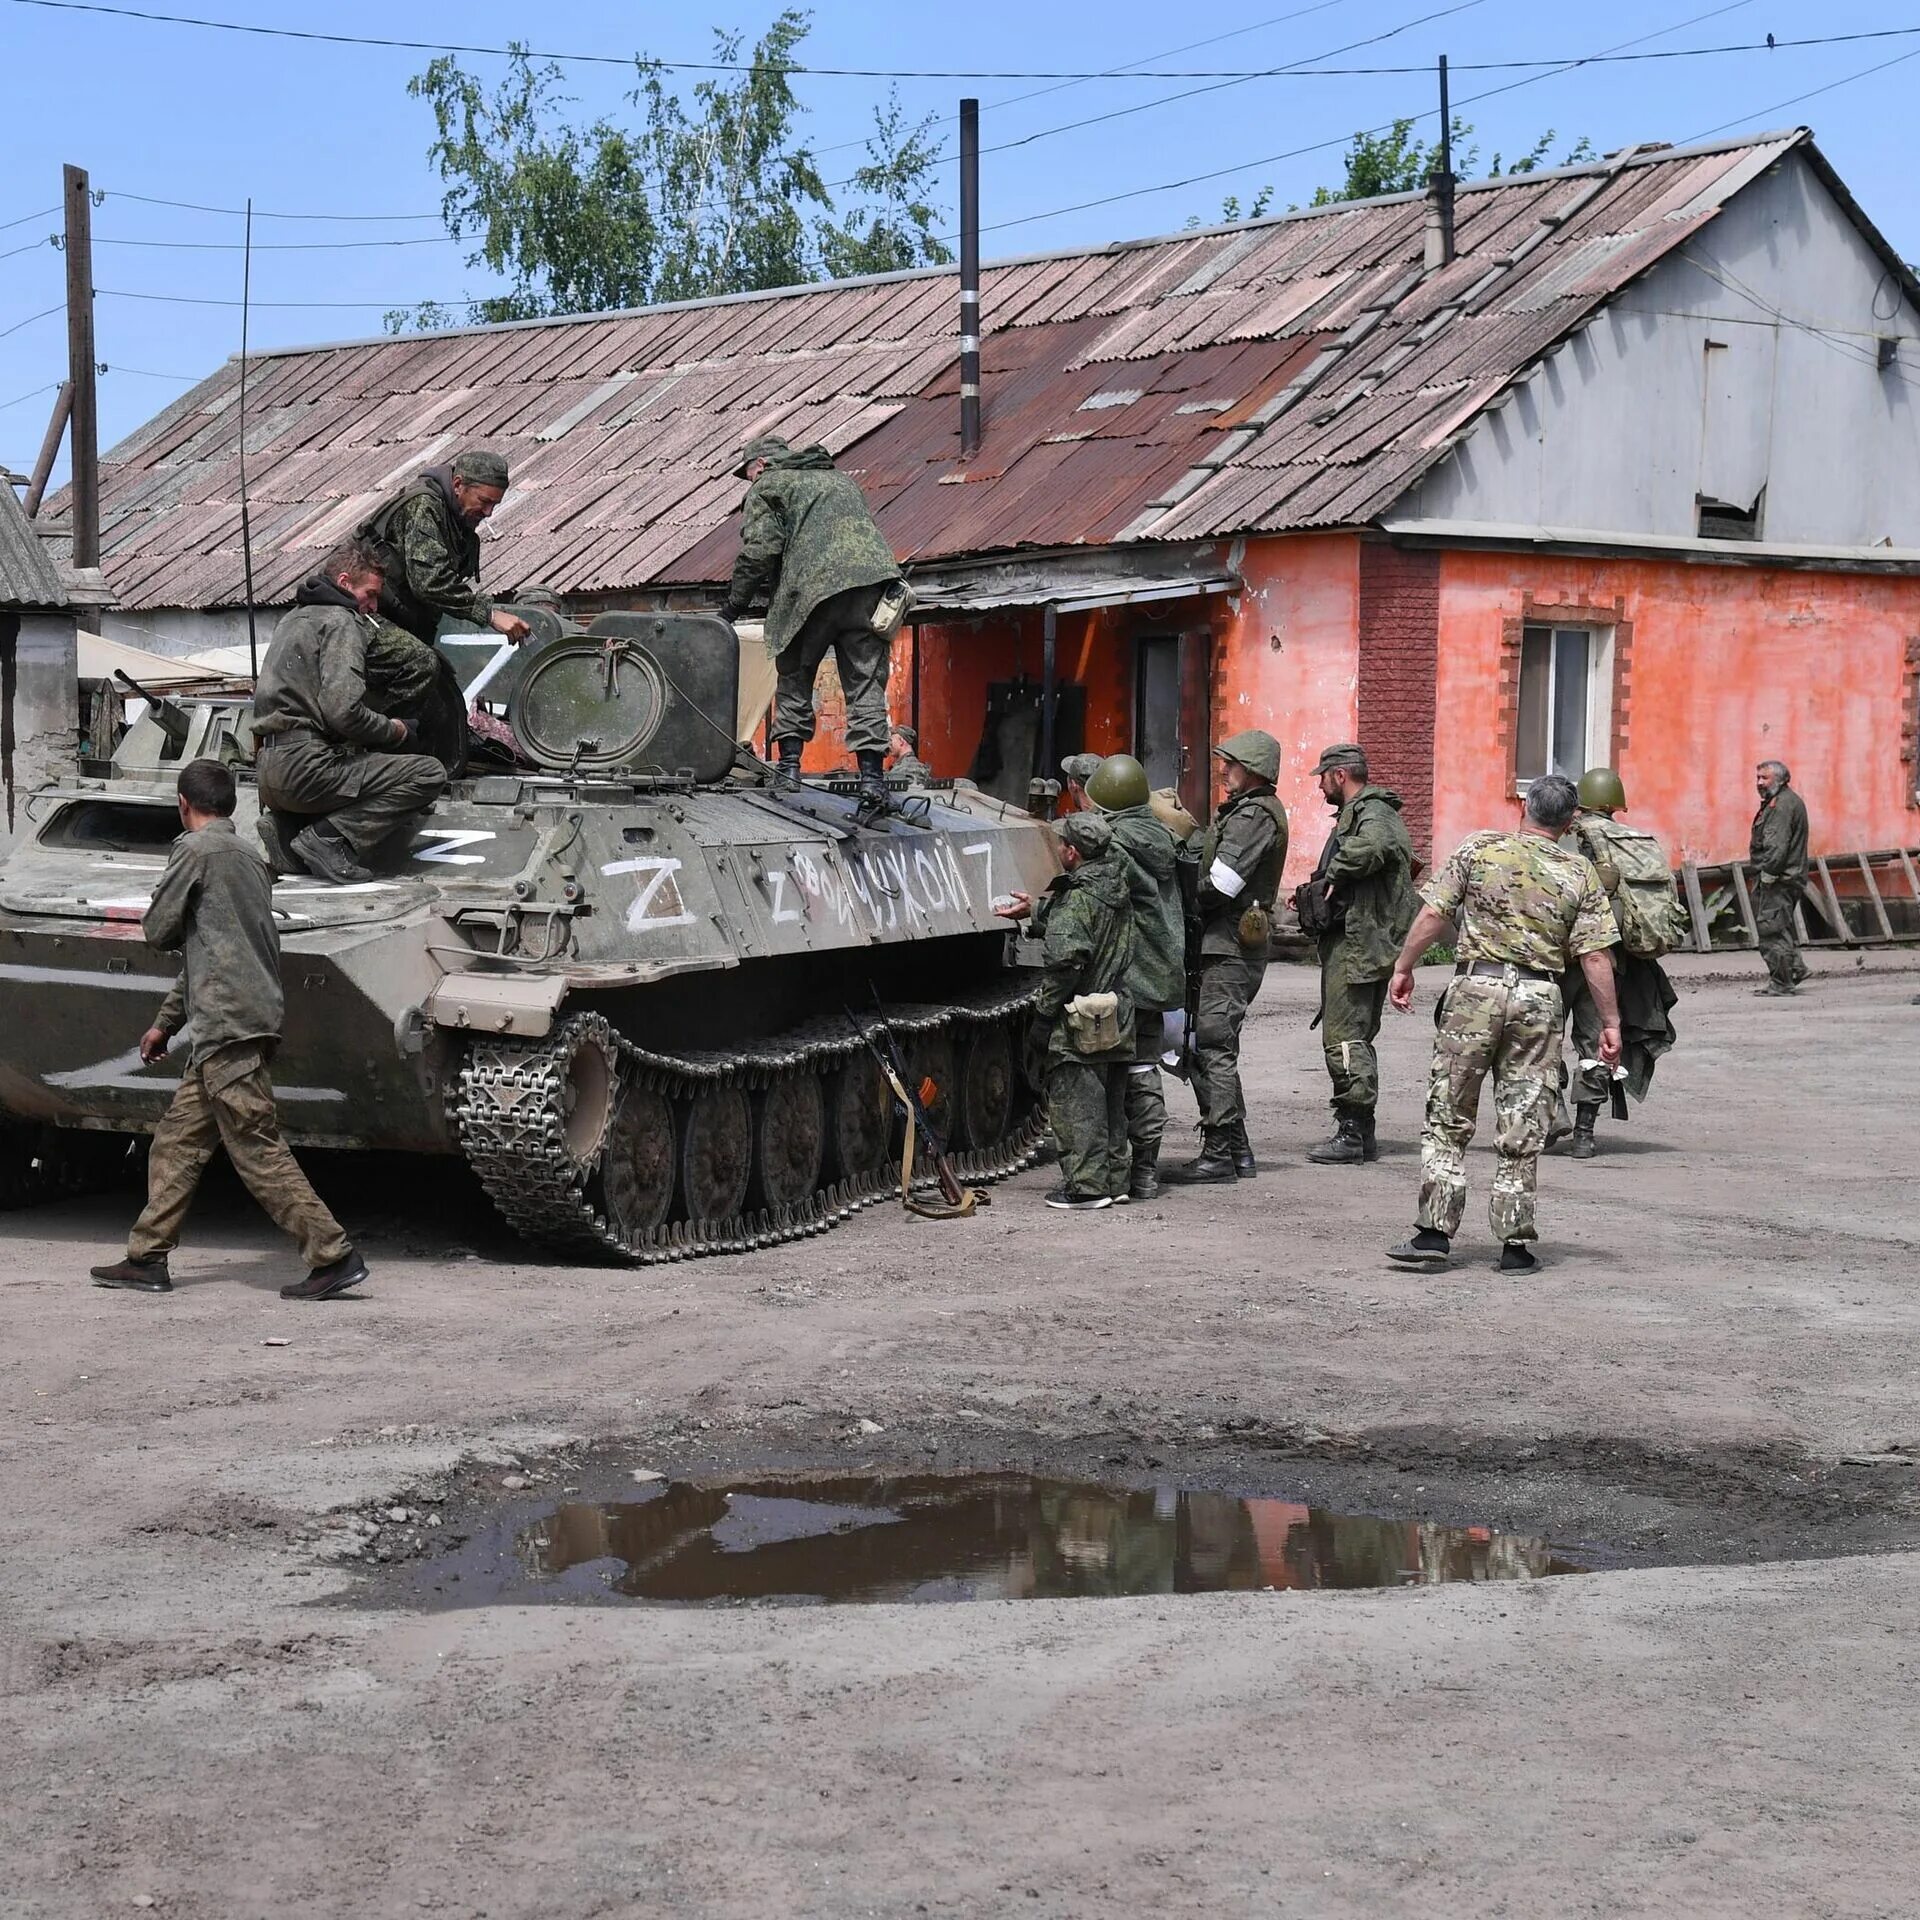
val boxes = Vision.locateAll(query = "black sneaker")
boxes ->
[1498,1241,1539,1274]
[90,1254,172,1293]
[255,811,306,876]
[1044,1187,1112,1211]
[289,822,375,886]
[1387,1229,1451,1269]
[280,1249,370,1300]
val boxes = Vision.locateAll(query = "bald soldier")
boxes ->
[356,448,531,766]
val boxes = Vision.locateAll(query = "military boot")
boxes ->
[1229,1123,1257,1179]
[1160,1131,1238,1185]
[1570,1103,1600,1160]
[770,739,803,794]
[1306,1113,1366,1165]
[854,749,889,814]
[1127,1153,1161,1203]
[1359,1110,1379,1162]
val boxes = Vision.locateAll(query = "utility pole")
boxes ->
[62,163,99,570]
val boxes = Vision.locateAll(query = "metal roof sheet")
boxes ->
[61,129,1827,607]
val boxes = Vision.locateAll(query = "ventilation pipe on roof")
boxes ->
[1424,55,1457,273]
[959,96,981,459]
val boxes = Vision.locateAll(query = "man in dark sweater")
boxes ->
[88,761,369,1301]
[1750,758,1811,996]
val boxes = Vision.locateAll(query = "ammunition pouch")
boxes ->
[1065,991,1124,1054]
[1290,880,1347,942]
[1236,902,1273,950]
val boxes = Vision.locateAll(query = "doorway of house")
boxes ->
[1134,630,1213,822]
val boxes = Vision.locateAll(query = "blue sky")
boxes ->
[3,0,1916,481]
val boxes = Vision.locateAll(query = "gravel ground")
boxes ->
[3,946,1918,1918]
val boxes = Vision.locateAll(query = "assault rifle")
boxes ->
[845,997,978,1216]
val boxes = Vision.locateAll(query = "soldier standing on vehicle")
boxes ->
[1163,730,1288,1186]
[251,540,449,885]
[1087,753,1186,1201]
[888,724,932,785]
[87,760,370,1302]
[718,434,908,810]
[356,448,530,764]
[1385,773,1621,1275]
[1750,759,1810,996]
[999,812,1135,1210]
[1292,744,1418,1167]
[1557,768,1684,1159]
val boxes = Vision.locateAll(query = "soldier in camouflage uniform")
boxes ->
[1025,812,1136,1210]
[1386,774,1621,1274]
[356,448,530,766]
[888,725,932,785]
[1750,759,1810,995]
[251,540,449,885]
[1164,730,1288,1185]
[719,434,906,809]
[1293,743,1419,1167]
[1088,753,1186,1201]
[1059,753,1101,812]
[88,761,370,1302]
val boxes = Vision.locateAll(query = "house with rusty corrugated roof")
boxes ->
[48,126,1920,876]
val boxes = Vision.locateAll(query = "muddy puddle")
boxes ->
[394,1471,1589,1607]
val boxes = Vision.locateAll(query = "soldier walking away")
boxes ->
[1558,768,1683,1159]
[1087,753,1186,1201]
[719,434,908,810]
[252,540,450,885]
[888,724,932,785]
[356,448,531,768]
[1008,812,1135,1210]
[1293,744,1419,1167]
[88,761,370,1302]
[1163,730,1288,1185]
[1750,759,1810,996]
[1385,774,1621,1275]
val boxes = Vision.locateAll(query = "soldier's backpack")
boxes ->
[1576,819,1688,959]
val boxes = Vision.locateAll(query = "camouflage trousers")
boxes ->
[1319,945,1390,1114]
[1753,878,1808,989]
[364,619,444,717]
[128,1041,351,1269]
[1047,1055,1129,1199]
[1189,949,1267,1133]
[775,584,893,756]
[1125,1018,1168,1173]
[1418,971,1562,1245]
[256,733,448,861]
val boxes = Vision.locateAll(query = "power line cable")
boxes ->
[0,381,60,415]
[0,203,60,233]
[103,365,204,380]
[10,2,1920,80]
[99,287,467,310]
[0,303,63,340]
[94,232,458,251]
[105,188,441,222]
[0,234,56,261]
[1684,41,1920,140]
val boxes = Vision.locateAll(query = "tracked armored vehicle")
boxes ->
[0,609,1060,1259]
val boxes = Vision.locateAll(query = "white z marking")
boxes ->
[766,869,801,925]
[412,829,496,866]
[601,856,696,932]
[961,839,1001,911]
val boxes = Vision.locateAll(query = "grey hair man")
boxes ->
[1750,759,1810,996]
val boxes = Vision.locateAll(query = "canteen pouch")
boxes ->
[1065,990,1124,1054]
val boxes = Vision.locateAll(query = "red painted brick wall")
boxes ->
[1356,541,1440,861]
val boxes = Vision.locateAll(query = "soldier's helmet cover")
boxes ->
[1577,767,1627,813]
[734,432,792,477]
[1214,729,1281,784]
[891,724,917,747]
[1054,812,1115,858]
[451,448,510,489]
[1059,752,1102,787]
[1087,753,1150,813]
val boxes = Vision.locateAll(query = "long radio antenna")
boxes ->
[238,195,260,680]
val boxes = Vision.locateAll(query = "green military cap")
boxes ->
[512,583,564,609]
[1214,729,1280,783]
[891,724,917,747]
[1059,752,1102,785]
[1054,812,1113,858]
[1312,742,1368,777]
[734,432,790,478]
[451,447,510,488]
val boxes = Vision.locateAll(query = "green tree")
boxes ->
[390,11,950,332]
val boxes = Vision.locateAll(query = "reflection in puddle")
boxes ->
[509,1473,1586,1605]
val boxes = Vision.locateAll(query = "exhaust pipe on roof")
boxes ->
[1424,55,1457,273]
[959,96,981,459]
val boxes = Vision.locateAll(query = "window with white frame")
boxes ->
[1515,623,1614,786]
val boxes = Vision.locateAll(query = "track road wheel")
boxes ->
[954,1022,1015,1151]
[749,1070,826,1212]
[678,1084,752,1225]
[600,1083,677,1240]
[823,1055,890,1182]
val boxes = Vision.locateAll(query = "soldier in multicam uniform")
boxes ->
[356,448,531,766]
[1750,758,1811,996]
[999,812,1135,1210]
[719,434,907,810]
[88,760,371,1302]
[1086,753,1186,1202]
[1386,773,1621,1274]
[1163,730,1288,1185]
[888,724,932,785]
[1293,743,1419,1167]
[251,539,450,886]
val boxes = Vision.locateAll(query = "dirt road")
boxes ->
[3,951,1917,1917]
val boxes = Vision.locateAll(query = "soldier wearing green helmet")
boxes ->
[1088,753,1186,1200]
[1164,729,1288,1184]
